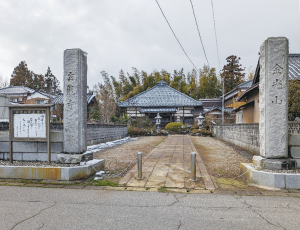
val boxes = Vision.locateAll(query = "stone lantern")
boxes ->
[197,113,205,130]
[155,113,162,132]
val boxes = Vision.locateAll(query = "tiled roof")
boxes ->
[87,93,96,104]
[199,98,222,109]
[253,54,300,84]
[289,54,300,80]
[52,92,95,104]
[203,106,233,115]
[0,86,35,95]
[52,93,63,104]
[236,83,259,102]
[119,80,202,107]
[223,80,252,100]
[140,107,177,113]
[237,79,252,88]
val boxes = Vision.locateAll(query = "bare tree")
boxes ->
[0,73,9,88]
[93,71,116,123]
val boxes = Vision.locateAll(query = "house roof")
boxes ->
[235,100,255,112]
[0,86,35,95]
[289,54,300,80]
[253,54,300,84]
[52,92,95,104]
[224,79,252,100]
[140,107,177,113]
[236,83,259,102]
[203,106,233,115]
[199,98,222,109]
[118,80,203,107]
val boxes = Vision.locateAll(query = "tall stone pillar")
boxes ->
[63,49,87,154]
[259,37,289,159]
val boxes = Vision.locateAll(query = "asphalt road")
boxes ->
[0,186,299,230]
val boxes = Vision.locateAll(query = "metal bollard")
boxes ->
[137,152,143,180]
[191,152,197,181]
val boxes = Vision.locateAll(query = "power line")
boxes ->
[189,0,209,68]
[210,0,221,72]
[155,0,200,74]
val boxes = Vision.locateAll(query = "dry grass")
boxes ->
[191,136,250,178]
[93,136,167,182]
[190,136,257,191]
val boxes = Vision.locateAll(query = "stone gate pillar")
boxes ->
[63,49,87,154]
[259,37,289,158]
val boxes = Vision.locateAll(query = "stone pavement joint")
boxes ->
[119,135,215,190]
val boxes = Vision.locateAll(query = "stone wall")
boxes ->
[214,122,300,158]
[86,124,128,145]
[214,124,260,155]
[0,124,128,161]
[0,130,64,161]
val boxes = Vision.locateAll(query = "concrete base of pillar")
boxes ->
[0,159,104,181]
[241,163,300,189]
[56,152,93,164]
[253,156,297,170]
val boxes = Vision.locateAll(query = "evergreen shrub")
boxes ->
[165,122,184,133]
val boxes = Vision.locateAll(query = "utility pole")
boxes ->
[222,78,224,125]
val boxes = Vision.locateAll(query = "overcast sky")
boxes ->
[0,0,299,89]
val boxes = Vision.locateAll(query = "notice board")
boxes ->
[13,110,46,138]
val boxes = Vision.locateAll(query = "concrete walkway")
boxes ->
[119,135,215,190]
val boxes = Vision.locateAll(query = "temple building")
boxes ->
[118,80,203,127]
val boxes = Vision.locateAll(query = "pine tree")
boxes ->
[44,67,60,94]
[221,55,245,93]
[10,61,32,87]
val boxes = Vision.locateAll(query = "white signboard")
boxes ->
[13,110,46,138]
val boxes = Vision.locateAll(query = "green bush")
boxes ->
[165,122,184,133]
[144,116,152,127]
[190,129,200,135]
[199,129,213,136]
[128,127,146,136]
[128,127,168,136]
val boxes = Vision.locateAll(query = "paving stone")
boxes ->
[119,135,214,190]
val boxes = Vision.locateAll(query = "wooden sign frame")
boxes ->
[6,104,52,164]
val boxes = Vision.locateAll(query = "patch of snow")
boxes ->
[95,170,105,176]
[94,176,103,180]
[84,137,138,154]
[86,159,102,165]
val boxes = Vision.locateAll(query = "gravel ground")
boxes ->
[0,161,78,167]
[191,136,251,178]
[93,136,167,182]
[190,136,257,191]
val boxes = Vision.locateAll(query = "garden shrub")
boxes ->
[165,122,184,133]
[190,129,200,135]
[128,127,146,136]
[199,129,213,136]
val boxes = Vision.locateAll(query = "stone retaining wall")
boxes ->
[0,131,64,161]
[214,122,300,158]
[0,124,127,161]
[86,124,128,145]
[213,124,260,155]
